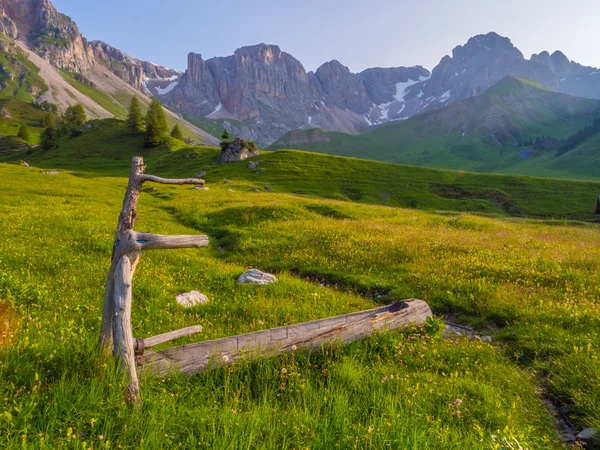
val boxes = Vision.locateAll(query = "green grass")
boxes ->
[181,113,247,140]
[269,77,600,180]
[0,43,48,103]
[0,98,55,145]
[5,163,600,448]
[5,119,600,222]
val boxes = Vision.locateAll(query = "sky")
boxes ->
[52,0,600,73]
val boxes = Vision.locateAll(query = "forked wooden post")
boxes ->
[100,156,208,405]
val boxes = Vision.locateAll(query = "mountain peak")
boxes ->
[453,32,524,60]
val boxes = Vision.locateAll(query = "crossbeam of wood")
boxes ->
[138,300,432,376]
[100,156,209,406]
[139,174,204,186]
[135,325,203,352]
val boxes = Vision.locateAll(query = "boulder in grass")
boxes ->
[176,291,209,308]
[577,428,598,443]
[237,269,277,285]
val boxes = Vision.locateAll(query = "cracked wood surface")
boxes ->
[139,300,432,376]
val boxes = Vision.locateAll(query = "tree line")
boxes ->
[126,96,184,146]
[35,97,186,151]
[556,118,600,156]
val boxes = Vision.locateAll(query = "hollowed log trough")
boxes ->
[137,300,432,376]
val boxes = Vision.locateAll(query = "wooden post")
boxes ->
[101,157,207,405]
[112,255,139,405]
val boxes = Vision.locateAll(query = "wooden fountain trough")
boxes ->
[136,300,432,376]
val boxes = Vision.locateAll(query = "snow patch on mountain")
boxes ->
[155,81,179,95]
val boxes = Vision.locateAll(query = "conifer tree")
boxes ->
[41,126,57,151]
[144,99,168,147]
[170,124,184,140]
[42,112,55,129]
[17,123,31,142]
[221,129,230,141]
[62,103,87,137]
[126,95,143,132]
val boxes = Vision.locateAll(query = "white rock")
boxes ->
[577,428,598,442]
[176,291,209,308]
[237,269,277,285]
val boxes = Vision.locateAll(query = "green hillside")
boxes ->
[269,77,600,179]
[1,157,599,448]
[0,35,48,103]
[3,118,600,221]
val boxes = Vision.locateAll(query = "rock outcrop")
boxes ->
[0,8,17,39]
[237,269,277,285]
[0,0,95,74]
[219,137,260,162]
[89,40,181,92]
[160,43,431,145]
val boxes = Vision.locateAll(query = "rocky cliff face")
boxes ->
[0,0,179,93]
[0,8,17,39]
[160,44,432,145]
[531,50,600,99]
[397,32,600,120]
[0,0,95,74]
[89,40,181,92]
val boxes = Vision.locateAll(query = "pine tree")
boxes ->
[170,124,184,140]
[64,104,86,127]
[126,96,143,132]
[144,99,168,147]
[42,112,55,129]
[62,103,87,137]
[17,123,31,142]
[221,129,230,141]
[41,126,57,151]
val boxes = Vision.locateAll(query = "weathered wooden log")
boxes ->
[139,174,204,186]
[138,299,432,376]
[135,325,203,351]
[112,256,140,406]
[99,157,207,350]
[135,232,209,251]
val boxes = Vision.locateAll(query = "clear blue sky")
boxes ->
[52,0,600,73]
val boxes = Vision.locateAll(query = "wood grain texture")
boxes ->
[139,300,432,376]
[112,256,140,406]
[135,326,203,351]
[99,157,209,350]
[139,174,205,186]
[135,233,209,251]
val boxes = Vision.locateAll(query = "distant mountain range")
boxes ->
[269,77,600,179]
[1,0,600,148]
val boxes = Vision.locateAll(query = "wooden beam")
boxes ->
[112,256,140,406]
[135,232,209,251]
[139,300,432,376]
[135,325,203,351]
[139,174,204,186]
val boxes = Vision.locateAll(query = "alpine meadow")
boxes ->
[0,0,600,449]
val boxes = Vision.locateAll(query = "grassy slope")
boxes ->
[58,69,128,119]
[0,35,48,104]
[4,119,600,221]
[3,163,600,448]
[269,78,600,179]
[0,98,55,146]
[180,112,247,140]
